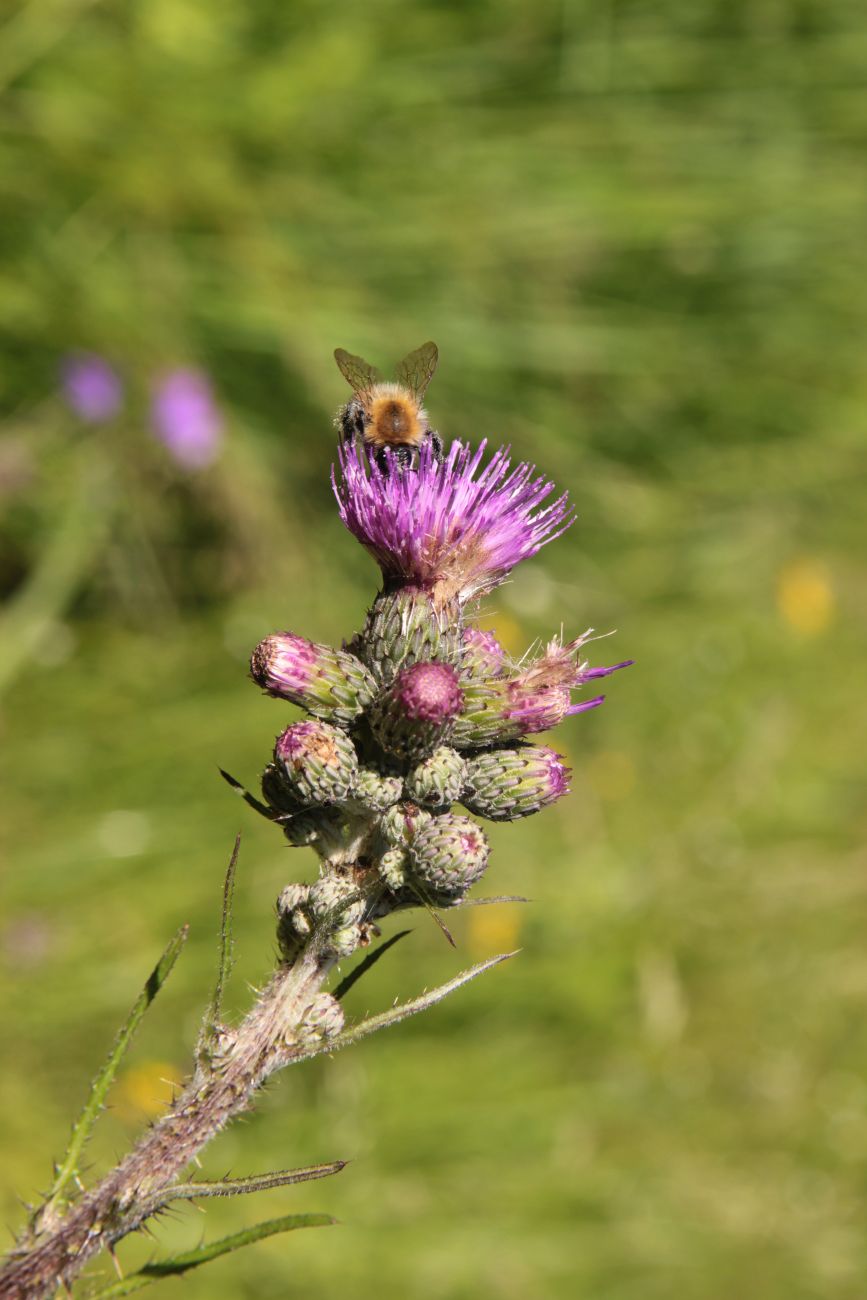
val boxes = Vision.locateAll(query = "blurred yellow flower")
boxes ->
[114,1061,184,1122]
[588,750,636,801]
[466,906,523,958]
[776,559,835,636]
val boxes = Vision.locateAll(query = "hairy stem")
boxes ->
[0,944,335,1300]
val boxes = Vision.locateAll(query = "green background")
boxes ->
[2,2,866,1297]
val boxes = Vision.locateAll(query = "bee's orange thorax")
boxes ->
[366,385,425,447]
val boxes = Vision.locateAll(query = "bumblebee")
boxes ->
[334,341,443,470]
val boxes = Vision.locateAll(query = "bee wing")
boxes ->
[334,347,382,398]
[394,341,439,400]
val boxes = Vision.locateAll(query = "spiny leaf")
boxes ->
[199,834,240,1054]
[453,894,531,907]
[162,1160,346,1202]
[43,926,189,1219]
[306,950,518,1059]
[332,930,412,1002]
[86,1213,335,1297]
[218,768,274,820]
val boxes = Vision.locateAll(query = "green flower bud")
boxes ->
[462,745,571,821]
[353,765,404,812]
[461,626,507,679]
[276,883,312,958]
[251,632,376,725]
[356,590,463,685]
[407,813,489,903]
[405,745,467,808]
[296,992,345,1050]
[261,762,304,815]
[274,720,359,806]
[379,802,433,848]
[308,874,364,929]
[378,846,409,892]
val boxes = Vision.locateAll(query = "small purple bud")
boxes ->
[61,353,123,423]
[151,368,223,469]
[370,661,465,761]
[461,626,506,678]
[251,632,376,725]
[274,719,359,806]
[462,745,571,821]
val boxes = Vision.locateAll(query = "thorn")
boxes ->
[109,1245,124,1279]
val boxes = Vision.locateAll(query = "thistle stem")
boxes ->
[0,945,335,1300]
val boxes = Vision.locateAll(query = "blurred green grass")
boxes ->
[2,2,867,1297]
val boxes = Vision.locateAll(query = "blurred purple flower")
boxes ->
[151,369,223,469]
[61,353,123,423]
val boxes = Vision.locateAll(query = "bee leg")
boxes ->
[427,429,444,463]
[338,398,366,446]
[374,445,413,475]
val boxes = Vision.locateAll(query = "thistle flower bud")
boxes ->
[308,874,364,929]
[405,746,467,808]
[370,660,464,761]
[251,632,376,726]
[379,801,433,848]
[462,745,571,821]
[276,883,312,957]
[461,626,506,679]
[378,846,409,892]
[261,762,303,815]
[356,590,463,685]
[274,720,359,806]
[353,765,404,813]
[407,813,490,903]
[296,992,345,1051]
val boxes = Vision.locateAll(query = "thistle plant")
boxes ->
[0,428,629,1300]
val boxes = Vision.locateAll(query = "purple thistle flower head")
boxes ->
[504,633,633,733]
[333,439,575,607]
[393,660,464,724]
[151,368,223,470]
[61,353,123,423]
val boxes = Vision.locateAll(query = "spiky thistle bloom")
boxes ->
[454,632,632,747]
[333,439,574,607]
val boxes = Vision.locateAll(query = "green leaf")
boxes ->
[332,930,412,1002]
[163,1160,346,1202]
[199,834,240,1054]
[43,925,189,1218]
[86,1214,335,1298]
[312,950,518,1058]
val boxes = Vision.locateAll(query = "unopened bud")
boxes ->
[379,801,433,848]
[462,745,571,821]
[353,765,404,812]
[405,745,467,808]
[296,992,345,1050]
[274,720,359,806]
[407,813,489,902]
[357,590,463,685]
[378,846,409,892]
[370,660,464,760]
[261,762,303,815]
[251,632,376,725]
[461,626,506,678]
[308,874,364,929]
